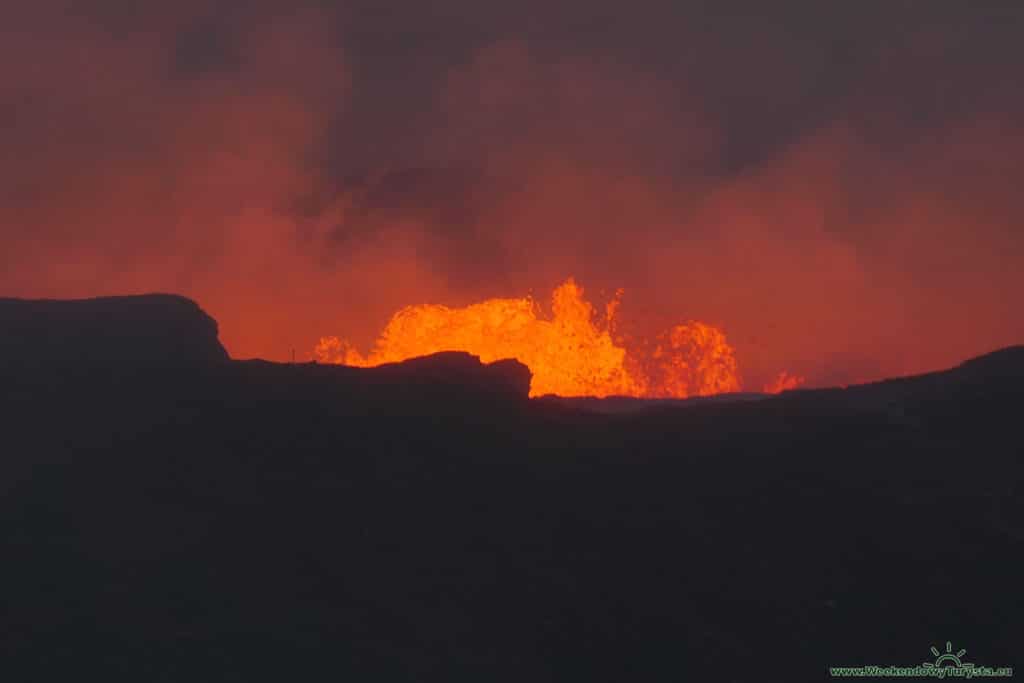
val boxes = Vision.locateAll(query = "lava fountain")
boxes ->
[315,278,801,398]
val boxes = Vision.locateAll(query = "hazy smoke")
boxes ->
[3,1,1022,387]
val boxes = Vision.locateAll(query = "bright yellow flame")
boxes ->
[315,278,747,398]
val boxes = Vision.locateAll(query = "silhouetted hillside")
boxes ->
[0,295,228,377]
[1,296,1021,682]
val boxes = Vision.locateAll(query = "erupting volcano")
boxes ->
[315,279,802,398]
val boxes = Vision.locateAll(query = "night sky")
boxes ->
[3,1,1022,388]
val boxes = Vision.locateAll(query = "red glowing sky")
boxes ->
[2,2,1023,389]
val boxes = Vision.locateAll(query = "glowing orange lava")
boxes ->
[762,370,805,394]
[314,278,763,398]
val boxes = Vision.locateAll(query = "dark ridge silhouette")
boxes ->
[357,352,531,401]
[949,344,1024,381]
[540,392,770,414]
[1,295,1022,682]
[0,294,228,377]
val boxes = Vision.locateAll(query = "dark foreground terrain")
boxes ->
[2,295,1022,681]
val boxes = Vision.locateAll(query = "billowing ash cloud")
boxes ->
[2,1,1023,387]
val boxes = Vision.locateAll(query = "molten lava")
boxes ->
[762,371,805,394]
[315,278,758,398]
